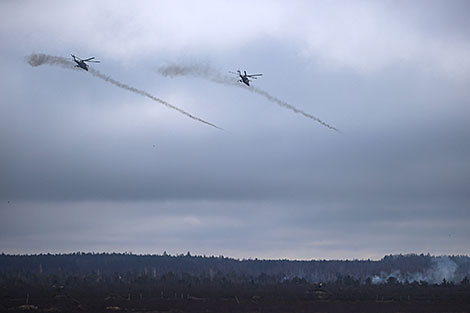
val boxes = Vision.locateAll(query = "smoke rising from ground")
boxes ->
[26,54,221,130]
[158,64,339,132]
[371,256,460,284]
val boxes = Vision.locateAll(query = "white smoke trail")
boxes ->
[27,54,77,70]
[26,54,221,130]
[157,64,340,132]
[249,87,339,131]
[87,68,222,129]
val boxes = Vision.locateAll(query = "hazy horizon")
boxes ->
[2,251,469,263]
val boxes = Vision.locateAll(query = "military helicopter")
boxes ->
[229,70,262,86]
[71,54,100,71]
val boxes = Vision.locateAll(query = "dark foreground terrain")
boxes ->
[1,253,469,312]
[1,282,469,313]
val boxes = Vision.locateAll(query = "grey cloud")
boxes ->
[0,1,469,259]
[1,199,468,259]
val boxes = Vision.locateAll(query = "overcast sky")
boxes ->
[0,0,469,260]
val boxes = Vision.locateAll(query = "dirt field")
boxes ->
[1,282,469,313]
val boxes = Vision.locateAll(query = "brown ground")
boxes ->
[1,283,469,313]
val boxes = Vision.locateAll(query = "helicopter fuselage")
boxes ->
[74,60,89,71]
[240,75,250,86]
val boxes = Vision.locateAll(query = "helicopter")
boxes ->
[71,54,100,71]
[229,70,262,86]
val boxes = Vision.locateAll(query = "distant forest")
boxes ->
[1,253,469,286]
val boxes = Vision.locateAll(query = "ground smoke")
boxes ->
[371,256,459,284]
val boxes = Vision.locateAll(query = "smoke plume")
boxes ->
[26,54,221,130]
[157,64,339,132]
[371,256,459,284]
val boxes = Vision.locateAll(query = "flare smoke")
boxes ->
[158,64,339,132]
[26,54,221,130]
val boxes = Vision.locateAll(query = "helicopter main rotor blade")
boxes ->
[246,74,263,77]
[83,57,95,61]
[86,60,100,63]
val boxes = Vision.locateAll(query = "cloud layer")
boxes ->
[1,1,469,259]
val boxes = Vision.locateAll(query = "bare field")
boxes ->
[2,283,469,313]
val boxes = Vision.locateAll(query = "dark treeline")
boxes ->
[1,253,469,286]
[2,253,470,313]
